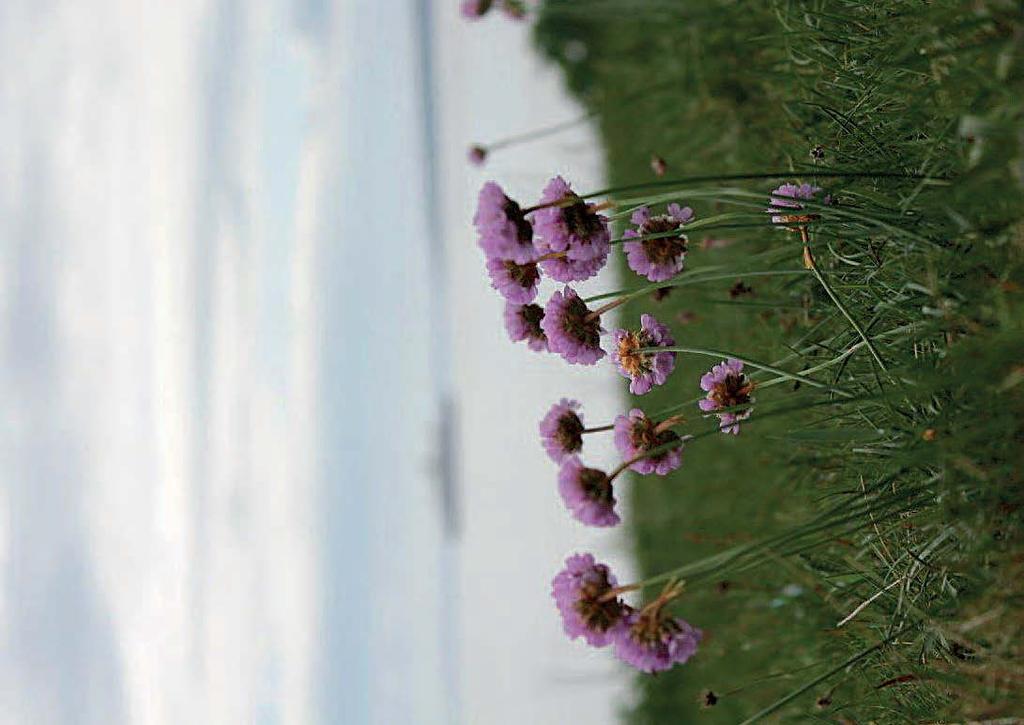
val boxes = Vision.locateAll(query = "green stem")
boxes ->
[642,345,854,397]
[581,170,949,201]
[584,269,810,304]
[806,240,890,373]
[737,625,911,724]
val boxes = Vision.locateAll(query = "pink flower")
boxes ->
[474,181,536,264]
[542,286,605,365]
[622,203,693,282]
[551,553,631,647]
[613,409,683,476]
[460,0,493,19]
[539,399,585,462]
[532,176,610,282]
[467,145,487,165]
[699,358,754,434]
[611,314,676,394]
[767,182,823,225]
[503,302,547,352]
[558,457,619,527]
[486,258,540,304]
[613,610,702,673]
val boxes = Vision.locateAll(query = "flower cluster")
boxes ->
[476,172,826,675]
[539,399,685,528]
[473,176,685,393]
[473,178,618,356]
[551,555,701,673]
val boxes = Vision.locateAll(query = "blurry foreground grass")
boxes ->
[535,2,1024,721]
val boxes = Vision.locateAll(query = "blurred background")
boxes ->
[0,1,634,723]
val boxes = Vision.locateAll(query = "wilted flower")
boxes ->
[613,608,702,673]
[539,399,584,462]
[474,181,536,264]
[768,182,823,225]
[460,0,493,18]
[551,553,631,647]
[699,358,754,434]
[613,409,683,476]
[486,257,540,303]
[467,144,487,165]
[728,280,753,298]
[533,176,610,282]
[503,302,547,351]
[622,203,693,282]
[612,314,676,394]
[558,456,619,527]
[542,286,605,365]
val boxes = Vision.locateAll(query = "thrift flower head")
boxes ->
[768,182,823,225]
[612,314,676,394]
[613,610,702,673]
[558,456,619,527]
[551,553,631,647]
[474,182,536,264]
[460,0,493,18]
[699,358,754,434]
[533,176,610,282]
[539,399,585,462]
[486,257,540,304]
[467,145,487,166]
[503,302,547,352]
[542,286,605,365]
[623,204,693,282]
[613,409,683,476]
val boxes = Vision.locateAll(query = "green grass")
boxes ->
[532,1,1024,722]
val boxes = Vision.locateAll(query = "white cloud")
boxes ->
[0,0,322,722]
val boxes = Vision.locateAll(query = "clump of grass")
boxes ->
[535,1,1023,721]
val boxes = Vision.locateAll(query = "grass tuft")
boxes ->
[535,0,1024,721]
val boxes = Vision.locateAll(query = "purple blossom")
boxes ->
[551,553,631,647]
[460,0,493,18]
[467,145,487,166]
[613,610,702,673]
[537,254,608,284]
[532,176,610,282]
[558,456,619,527]
[503,302,547,352]
[541,286,605,365]
[474,181,536,264]
[611,314,676,394]
[613,409,683,476]
[699,358,754,434]
[486,257,540,304]
[622,203,693,282]
[539,399,585,462]
[767,182,823,225]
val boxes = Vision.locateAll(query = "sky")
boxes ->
[0,1,634,723]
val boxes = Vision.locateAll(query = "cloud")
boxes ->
[0,1,322,722]
[0,143,126,725]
